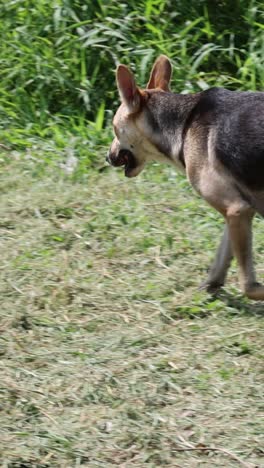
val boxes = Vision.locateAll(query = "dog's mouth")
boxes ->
[113,149,138,177]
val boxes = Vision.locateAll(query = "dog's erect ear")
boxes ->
[147,55,172,91]
[116,65,141,113]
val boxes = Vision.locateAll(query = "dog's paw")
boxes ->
[244,282,264,301]
[199,279,224,294]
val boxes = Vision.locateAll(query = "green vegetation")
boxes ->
[1,0,264,154]
[1,0,264,466]
[1,158,264,466]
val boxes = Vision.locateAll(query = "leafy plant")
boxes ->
[0,0,263,158]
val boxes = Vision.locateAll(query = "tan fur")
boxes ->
[112,103,170,177]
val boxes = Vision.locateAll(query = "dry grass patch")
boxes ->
[0,156,263,467]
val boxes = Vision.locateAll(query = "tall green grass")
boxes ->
[0,0,263,157]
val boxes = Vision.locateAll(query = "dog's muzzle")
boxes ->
[106,149,138,177]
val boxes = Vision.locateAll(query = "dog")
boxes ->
[107,55,264,300]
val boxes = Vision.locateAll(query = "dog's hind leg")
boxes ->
[194,165,264,300]
[200,223,233,293]
[226,206,264,300]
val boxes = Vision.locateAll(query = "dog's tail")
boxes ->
[251,196,264,217]
[237,183,264,217]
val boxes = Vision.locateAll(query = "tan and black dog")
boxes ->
[107,55,264,300]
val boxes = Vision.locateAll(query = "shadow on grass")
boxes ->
[166,289,264,321]
[217,290,264,316]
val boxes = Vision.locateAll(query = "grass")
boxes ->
[1,0,264,143]
[0,151,263,467]
[1,1,264,465]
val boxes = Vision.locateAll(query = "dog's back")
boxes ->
[199,89,264,189]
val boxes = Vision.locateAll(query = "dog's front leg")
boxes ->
[227,208,264,300]
[200,223,233,293]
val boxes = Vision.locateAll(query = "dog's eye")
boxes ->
[130,145,134,149]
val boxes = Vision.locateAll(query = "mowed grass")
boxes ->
[0,153,263,467]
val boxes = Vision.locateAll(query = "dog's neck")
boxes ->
[144,91,201,166]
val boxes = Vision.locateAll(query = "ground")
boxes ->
[0,154,263,467]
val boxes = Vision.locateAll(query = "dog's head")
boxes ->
[107,55,172,177]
